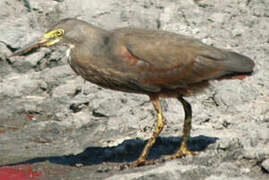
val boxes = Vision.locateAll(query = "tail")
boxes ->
[223,51,255,73]
[218,51,255,80]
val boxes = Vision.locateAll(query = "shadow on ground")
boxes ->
[2,135,218,167]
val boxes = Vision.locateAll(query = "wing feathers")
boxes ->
[109,28,254,92]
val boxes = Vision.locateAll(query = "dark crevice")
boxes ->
[22,0,31,12]
[156,19,161,30]
[0,41,18,52]
[70,102,89,113]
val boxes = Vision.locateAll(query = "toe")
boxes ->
[163,149,198,160]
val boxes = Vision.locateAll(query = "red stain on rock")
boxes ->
[28,114,34,120]
[0,129,7,134]
[0,165,42,180]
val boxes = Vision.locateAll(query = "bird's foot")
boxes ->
[120,158,156,168]
[120,149,197,169]
[163,146,198,160]
[132,158,156,167]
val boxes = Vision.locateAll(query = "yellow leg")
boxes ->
[132,95,166,167]
[164,97,197,160]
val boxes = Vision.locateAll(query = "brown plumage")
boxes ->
[11,18,255,166]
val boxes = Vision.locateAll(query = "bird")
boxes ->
[10,18,255,167]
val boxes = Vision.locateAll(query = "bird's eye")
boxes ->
[55,29,64,37]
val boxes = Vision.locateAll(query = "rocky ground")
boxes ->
[0,0,268,179]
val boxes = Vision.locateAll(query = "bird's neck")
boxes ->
[82,26,110,55]
[65,44,75,58]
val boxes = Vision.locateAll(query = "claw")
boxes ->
[163,148,198,160]
[119,158,156,168]
[131,158,156,167]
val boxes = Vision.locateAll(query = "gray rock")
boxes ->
[0,0,268,180]
[261,159,269,173]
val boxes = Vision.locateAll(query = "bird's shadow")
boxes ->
[2,135,218,167]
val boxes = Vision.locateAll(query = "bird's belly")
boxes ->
[68,60,138,92]
[67,55,210,96]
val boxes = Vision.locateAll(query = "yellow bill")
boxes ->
[9,28,64,57]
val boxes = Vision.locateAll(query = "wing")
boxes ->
[108,28,254,92]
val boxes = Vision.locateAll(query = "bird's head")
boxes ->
[38,28,65,47]
[10,18,87,57]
